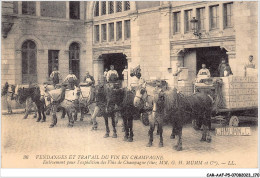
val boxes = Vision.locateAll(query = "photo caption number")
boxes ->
[23,155,29,159]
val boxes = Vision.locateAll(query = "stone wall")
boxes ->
[1,2,86,84]
[234,1,258,76]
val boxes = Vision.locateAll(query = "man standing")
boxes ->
[122,65,128,88]
[244,55,256,76]
[196,64,211,82]
[50,66,61,88]
[83,71,95,86]
[64,70,78,90]
[106,65,119,82]
[218,58,227,77]
[172,62,183,88]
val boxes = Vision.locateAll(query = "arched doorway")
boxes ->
[21,40,37,84]
[69,42,80,80]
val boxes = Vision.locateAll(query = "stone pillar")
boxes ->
[85,21,94,79]
[205,5,210,33]
[59,50,70,81]
[180,9,185,35]
[159,4,171,80]
[219,3,224,31]
[36,1,40,16]
[37,49,47,84]
[93,56,104,85]
[66,2,70,19]
[18,1,22,14]
[80,1,84,20]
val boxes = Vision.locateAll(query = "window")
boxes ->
[21,40,37,83]
[69,43,80,80]
[95,25,100,43]
[70,1,80,19]
[109,23,114,41]
[224,3,233,28]
[116,21,122,41]
[22,2,36,15]
[109,1,114,14]
[173,12,181,33]
[94,2,99,17]
[210,5,219,29]
[197,7,205,30]
[102,24,107,41]
[116,1,122,12]
[124,1,130,11]
[185,10,192,32]
[101,1,106,15]
[124,20,131,39]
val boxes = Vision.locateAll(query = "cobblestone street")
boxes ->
[1,112,258,168]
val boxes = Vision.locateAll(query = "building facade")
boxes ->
[2,1,258,86]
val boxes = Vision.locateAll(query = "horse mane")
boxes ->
[162,88,178,112]
[1,82,9,96]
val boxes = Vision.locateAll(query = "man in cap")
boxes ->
[83,71,95,86]
[106,65,119,83]
[64,70,78,90]
[50,66,61,88]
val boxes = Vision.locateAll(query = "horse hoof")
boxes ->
[49,124,55,128]
[200,138,206,142]
[206,136,212,143]
[127,137,133,142]
[23,116,28,119]
[170,135,175,139]
[36,119,40,122]
[159,142,163,147]
[146,142,152,147]
[123,136,128,141]
[68,124,73,128]
[41,120,46,123]
[34,115,37,118]
[176,146,182,151]
[112,133,117,138]
[104,133,109,138]
[80,118,83,121]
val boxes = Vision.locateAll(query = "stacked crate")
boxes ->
[178,81,194,96]
[221,76,258,109]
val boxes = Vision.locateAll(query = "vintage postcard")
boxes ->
[1,0,259,173]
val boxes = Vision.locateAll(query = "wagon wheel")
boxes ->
[229,116,239,127]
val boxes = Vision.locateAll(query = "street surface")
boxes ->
[1,112,258,168]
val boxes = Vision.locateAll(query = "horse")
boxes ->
[152,88,213,151]
[46,85,80,128]
[133,81,168,136]
[16,84,46,122]
[119,88,140,142]
[75,83,95,121]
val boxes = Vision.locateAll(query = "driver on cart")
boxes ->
[196,64,211,83]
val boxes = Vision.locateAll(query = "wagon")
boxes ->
[193,76,258,128]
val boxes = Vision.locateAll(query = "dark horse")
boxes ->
[152,88,213,151]
[117,88,140,142]
[91,83,123,138]
[17,84,46,122]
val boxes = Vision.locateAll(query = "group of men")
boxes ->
[49,64,128,89]
[49,67,95,90]
[195,55,255,83]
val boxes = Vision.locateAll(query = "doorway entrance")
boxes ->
[102,53,127,80]
[196,47,228,77]
[48,50,59,76]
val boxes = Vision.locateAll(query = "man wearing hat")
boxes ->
[83,71,95,86]
[244,55,256,76]
[64,70,78,90]
[106,65,119,83]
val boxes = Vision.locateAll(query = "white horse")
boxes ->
[46,86,80,128]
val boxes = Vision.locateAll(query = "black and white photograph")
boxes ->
[1,0,259,176]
